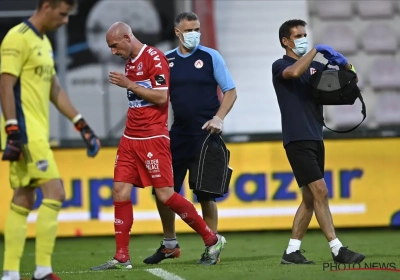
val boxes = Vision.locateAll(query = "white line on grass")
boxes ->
[22,270,101,275]
[146,268,186,280]
[22,268,186,279]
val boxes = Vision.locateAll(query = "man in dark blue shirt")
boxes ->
[272,19,364,265]
[144,12,237,265]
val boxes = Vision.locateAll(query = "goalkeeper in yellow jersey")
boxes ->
[0,1,100,279]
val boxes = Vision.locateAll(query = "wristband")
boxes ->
[350,64,356,74]
[5,119,18,126]
[72,114,83,124]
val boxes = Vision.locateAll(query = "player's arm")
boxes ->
[211,50,237,121]
[50,76,100,157]
[0,74,18,121]
[50,76,78,120]
[126,82,168,107]
[0,32,26,122]
[109,53,169,107]
[0,32,26,160]
[130,53,169,107]
[281,48,318,79]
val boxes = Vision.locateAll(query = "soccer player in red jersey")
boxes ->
[90,22,226,271]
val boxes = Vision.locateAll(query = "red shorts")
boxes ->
[114,136,174,188]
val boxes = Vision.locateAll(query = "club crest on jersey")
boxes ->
[310,68,316,75]
[137,62,143,71]
[169,62,174,67]
[194,60,203,69]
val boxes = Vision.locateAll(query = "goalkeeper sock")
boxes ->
[286,238,301,254]
[1,271,20,280]
[3,203,30,276]
[163,238,178,249]
[113,200,133,263]
[164,192,217,246]
[33,266,52,279]
[35,199,62,272]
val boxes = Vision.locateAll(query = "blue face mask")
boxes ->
[180,31,201,49]
[292,37,308,56]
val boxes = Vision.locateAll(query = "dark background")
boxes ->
[0,0,176,70]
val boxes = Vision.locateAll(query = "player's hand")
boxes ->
[109,71,130,88]
[74,118,101,157]
[202,116,223,134]
[315,44,336,56]
[323,52,348,67]
[2,124,23,161]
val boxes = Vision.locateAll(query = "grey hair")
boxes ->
[174,12,199,27]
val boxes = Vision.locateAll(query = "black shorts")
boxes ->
[284,140,325,187]
[152,132,216,202]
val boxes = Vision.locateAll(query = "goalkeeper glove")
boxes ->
[2,122,23,161]
[73,116,101,157]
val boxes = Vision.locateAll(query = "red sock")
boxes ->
[164,193,217,246]
[113,200,133,262]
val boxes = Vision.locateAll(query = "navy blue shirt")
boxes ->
[165,45,235,135]
[272,55,325,146]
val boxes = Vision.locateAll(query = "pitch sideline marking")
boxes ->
[146,268,186,280]
[22,270,99,275]
[22,268,186,279]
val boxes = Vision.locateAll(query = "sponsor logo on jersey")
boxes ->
[36,160,49,172]
[155,74,166,85]
[126,79,155,108]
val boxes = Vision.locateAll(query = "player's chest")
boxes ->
[25,42,54,83]
[125,60,153,81]
[27,41,54,65]
[168,57,214,85]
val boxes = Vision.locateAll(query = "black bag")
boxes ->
[188,134,232,198]
[309,63,366,133]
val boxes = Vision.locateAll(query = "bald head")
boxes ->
[107,22,132,39]
[106,22,143,60]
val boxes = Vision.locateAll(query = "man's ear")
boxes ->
[282,37,289,48]
[41,1,52,12]
[124,35,131,42]
[174,28,181,38]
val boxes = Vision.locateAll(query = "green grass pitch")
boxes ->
[1,229,399,280]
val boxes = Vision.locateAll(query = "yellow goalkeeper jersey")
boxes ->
[0,20,56,149]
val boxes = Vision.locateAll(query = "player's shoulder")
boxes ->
[143,45,165,57]
[2,22,29,42]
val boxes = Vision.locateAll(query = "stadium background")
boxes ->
[1,0,400,238]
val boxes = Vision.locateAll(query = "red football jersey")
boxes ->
[123,44,170,138]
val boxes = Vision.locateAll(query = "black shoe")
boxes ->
[143,241,181,264]
[281,250,315,264]
[332,247,365,264]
